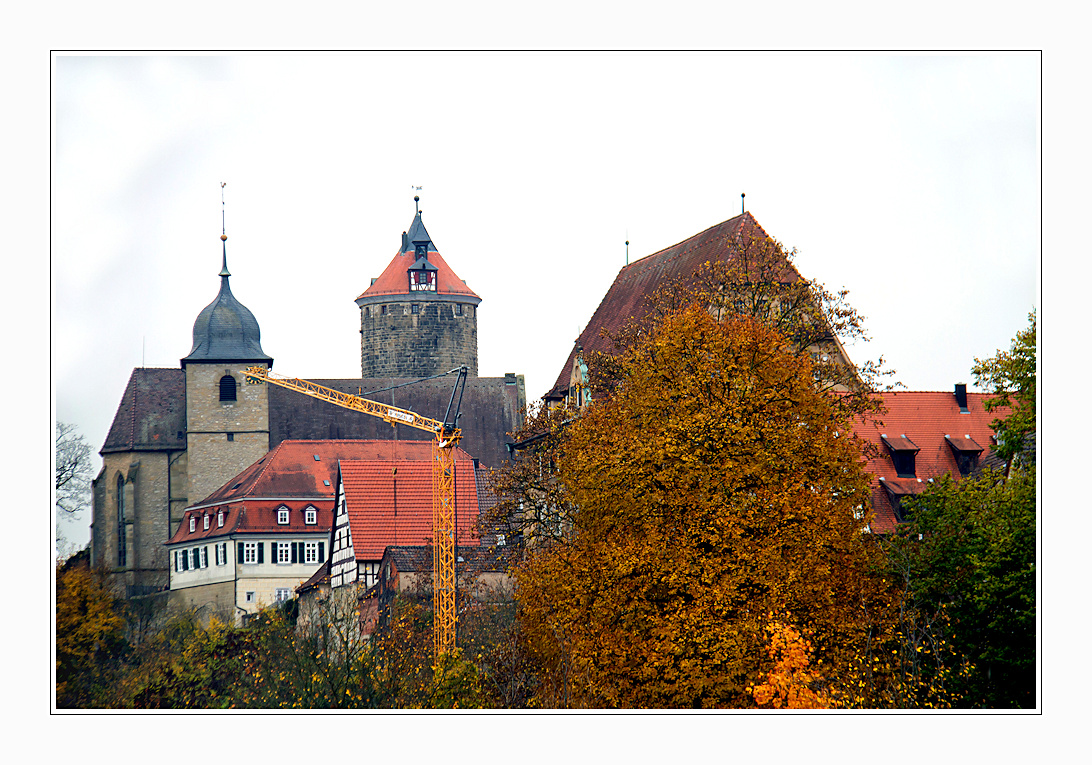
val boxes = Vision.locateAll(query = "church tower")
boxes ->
[355,198,481,377]
[181,225,274,505]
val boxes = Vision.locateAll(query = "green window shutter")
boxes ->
[257,542,264,564]
[291,543,298,564]
[237,542,244,564]
[318,542,325,562]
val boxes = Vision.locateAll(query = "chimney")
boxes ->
[955,383,969,413]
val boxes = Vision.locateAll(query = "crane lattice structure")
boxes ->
[243,365,466,662]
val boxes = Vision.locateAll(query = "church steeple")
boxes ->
[181,189,272,368]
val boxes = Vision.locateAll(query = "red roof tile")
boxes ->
[166,499,332,545]
[196,439,436,506]
[173,439,459,545]
[340,453,481,561]
[355,247,479,301]
[853,391,1009,534]
[549,212,792,397]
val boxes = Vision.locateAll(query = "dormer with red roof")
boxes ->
[355,198,481,377]
[853,385,1009,533]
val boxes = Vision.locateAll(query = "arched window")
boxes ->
[116,475,127,566]
[219,374,237,402]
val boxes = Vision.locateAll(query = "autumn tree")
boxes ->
[516,306,897,708]
[483,402,579,550]
[588,232,894,420]
[56,559,128,707]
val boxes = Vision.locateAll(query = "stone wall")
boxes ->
[90,449,180,596]
[185,364,270,505]
[167,579,237,625]
[359,298,478,378]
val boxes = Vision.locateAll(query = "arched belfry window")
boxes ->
[116,474,127,566]
[219,374,237,402]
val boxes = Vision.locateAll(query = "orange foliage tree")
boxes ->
[516,306,897,708]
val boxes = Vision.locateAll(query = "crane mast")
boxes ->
[243,365,467,662]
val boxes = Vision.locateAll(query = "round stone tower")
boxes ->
[355,201,481,377]
[181,232,274,505]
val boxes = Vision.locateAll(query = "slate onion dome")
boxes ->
[181,230,273,368]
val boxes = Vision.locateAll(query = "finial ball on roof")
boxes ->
[414,195,420,203]
[221,234,228,241]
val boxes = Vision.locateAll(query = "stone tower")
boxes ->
[181,231,274,505]
[355,201,481,377]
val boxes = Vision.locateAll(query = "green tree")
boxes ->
[972,310,1036,466]
[892,468,1036,708]
[516,306,898,708]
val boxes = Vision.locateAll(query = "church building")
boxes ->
[90,201,525,598]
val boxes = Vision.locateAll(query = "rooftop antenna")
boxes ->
[625,238,630,266]
[741,192,746,214]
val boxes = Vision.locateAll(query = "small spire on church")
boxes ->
[219,182,231,277]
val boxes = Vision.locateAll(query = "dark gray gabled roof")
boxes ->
[101,368,187,454]
[181,245,272,367]
[405,212,435,251]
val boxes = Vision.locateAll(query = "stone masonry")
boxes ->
[359,297,478,378]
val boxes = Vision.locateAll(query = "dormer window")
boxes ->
[278,507,290,525]
[203,514,210,530]
[189,515,196,533]
[881,435,919,478]
[408,248,438,292]
[946,434,984,476]
[305,507,317,525]
[217,509,224,528]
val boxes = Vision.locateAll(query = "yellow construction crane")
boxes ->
[243,365,468,662]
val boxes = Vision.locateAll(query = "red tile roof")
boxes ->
[355,247,479,301]
[549,212,791,397]
[854,390,1008,534]
[166,499,332,545]
[340,453,481,561]
[173,439,468,546]
[196,439,436,507]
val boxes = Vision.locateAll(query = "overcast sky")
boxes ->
[51,52,1040,549]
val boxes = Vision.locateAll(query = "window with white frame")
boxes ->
[203,514,210,530]
[174,550,181,572]
[190,548,199,569]
[217,509,224,528]
[189,516,196,533]
[277,542,291,564]
[242,542,258,564]
[201,546,208,568]
[277,507,290,525]
[305,507,317,525]
[305,541,319,564]
[245,591,256,603]
[214,543,222,566]
[275,588,290,602]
